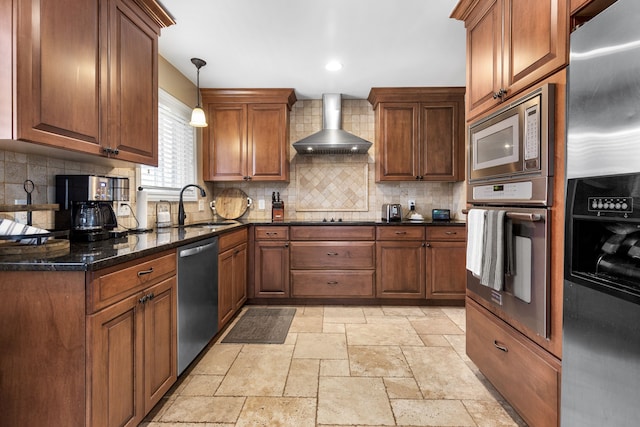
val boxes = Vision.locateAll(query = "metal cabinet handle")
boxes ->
[139,295,148,304]
[327,281,339,285]
[493,88,507,100]
[493,340,508,352]
[395,231,407,235]
[137,267,154,277]
[284,243,289,248]
[327,252,339,256]
[148,292,155,301]
[445,231,457,235]
[266,232,279,236]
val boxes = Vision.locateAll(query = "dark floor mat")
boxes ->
[221,307,296,344]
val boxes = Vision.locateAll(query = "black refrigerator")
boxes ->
[563,0,640,426]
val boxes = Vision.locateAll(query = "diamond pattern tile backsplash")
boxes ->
[296,163,368,211]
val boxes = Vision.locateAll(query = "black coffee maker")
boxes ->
[55,175,126,242]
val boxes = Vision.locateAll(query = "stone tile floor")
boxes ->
[142,305,527,426]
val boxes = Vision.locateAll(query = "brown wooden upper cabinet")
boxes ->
[368,87,465,182]
[451,0,568,121]
[201,89,297,182]
[1,0,173,165]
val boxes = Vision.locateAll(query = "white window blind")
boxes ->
[139,89,197,201]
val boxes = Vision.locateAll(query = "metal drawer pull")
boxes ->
[266,232,279,236]
[493,340,508,352]
[139,295,148,304]
[395,231,407,235]
[327,281,339,285]
[137,267,154,277]
[327,252,339,256]
[445,231,457,235]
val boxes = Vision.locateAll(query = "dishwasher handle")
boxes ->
[179,242,217,258]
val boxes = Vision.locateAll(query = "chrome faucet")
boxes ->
[178,184,207,226]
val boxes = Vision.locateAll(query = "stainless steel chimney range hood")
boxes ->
[293,94,373,155]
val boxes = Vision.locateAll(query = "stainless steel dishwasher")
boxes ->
[177,236,218,375]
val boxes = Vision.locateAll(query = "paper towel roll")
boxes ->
[136,188,148,229]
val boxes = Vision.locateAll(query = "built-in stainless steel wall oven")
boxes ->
[466,83,555,341]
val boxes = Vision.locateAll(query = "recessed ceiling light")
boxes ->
[325,61,343,71]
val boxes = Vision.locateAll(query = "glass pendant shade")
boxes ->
[189,57,208,127]
[189,106,207,127]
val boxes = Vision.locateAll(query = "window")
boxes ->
[138,89,197,201]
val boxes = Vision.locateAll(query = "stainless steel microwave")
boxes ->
[469,84,555,184]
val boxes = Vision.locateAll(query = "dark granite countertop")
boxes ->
[0,219,465,271]
[0,222,248,272]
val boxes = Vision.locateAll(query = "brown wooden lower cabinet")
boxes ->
[254,226,290,297]
[466,298,560,427]
[89,276,176,427]
[376,239,426,298]
[0,250,177,427]
[218,228,249,328]
[425,226,466,300]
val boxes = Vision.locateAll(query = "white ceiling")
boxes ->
[158,0,467,100]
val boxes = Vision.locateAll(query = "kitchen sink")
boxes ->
[177,221,235,229]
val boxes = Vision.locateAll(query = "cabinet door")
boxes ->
[375,103,419,181]
[466,0,503,120]
[219,242,248,327]
[426,241,467,300]
[232,243,248,309]
[376,241,426,298]
[419,102,464,181]
[143,277,177,412]
[14,0,103,153]
[203,104,247,181]
[247,104,289,181]
[503,0,568,99]
[89,292,144,427]
[254,240,290,297]
[218,247,235,326]
[107,0,159,165]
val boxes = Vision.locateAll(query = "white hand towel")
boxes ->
[466,209,486,277]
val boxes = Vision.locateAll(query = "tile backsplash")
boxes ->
[0,98,466,229]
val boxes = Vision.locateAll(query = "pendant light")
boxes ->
[189,57,208,127]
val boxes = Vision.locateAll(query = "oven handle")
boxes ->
[462,209,544,222]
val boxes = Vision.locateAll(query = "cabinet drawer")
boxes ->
[87,251,176,313]
[466,299,560,427]
[290,242,375,269]
[290,226,375,241]
[255,226,289,240]
[219,227,248,252]
[426,226,466,240]
[291,271,374,297]
[377,226,425,240]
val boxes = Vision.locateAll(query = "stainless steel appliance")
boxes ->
[177,237,219,375]
[468,83,555,206]
[466,83,555,340]
[563,173,640,427]
[382,203,402,222]
[563,1,640,425]
[55,175,126,242]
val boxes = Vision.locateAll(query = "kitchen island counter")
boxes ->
[0,222,248,272]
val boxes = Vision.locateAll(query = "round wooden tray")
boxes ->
[214,188,252,219]
[0,239,70,259]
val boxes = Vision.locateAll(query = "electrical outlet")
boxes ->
[258,199,265,210]
[198,200,205,211]
[408,199,416,209]
[117,203,129,217]
[14,199,27,224]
